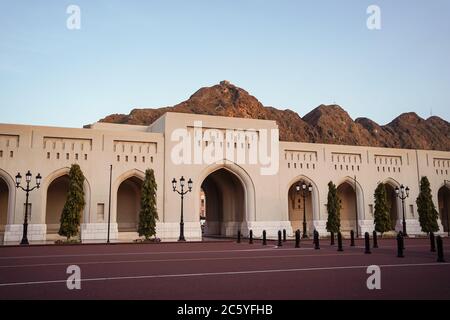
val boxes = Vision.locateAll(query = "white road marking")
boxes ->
[0,246,312,260]
[0,252,363,268]
[0,262,448,287]
[0,244,435,261]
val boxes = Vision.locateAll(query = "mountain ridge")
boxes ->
[99,81,450,151]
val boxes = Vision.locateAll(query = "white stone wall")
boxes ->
[0,112,449,243]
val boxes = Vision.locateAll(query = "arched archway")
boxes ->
[43,168,91,236]
[438,185,450,234]
[195,162,255,237]
[112,169,145,240]
[200,168,245,237]
[287,176,319,236]
[337,182,357,232]
[46,175,70,233]
[0,177,9,234]
[336,177,365,233]
[0,169,15,233]
[116,176,143,232]
[382,179,401,231]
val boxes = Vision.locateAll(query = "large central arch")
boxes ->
[194,162,255,237]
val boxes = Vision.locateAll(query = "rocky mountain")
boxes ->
[99,81,450,151]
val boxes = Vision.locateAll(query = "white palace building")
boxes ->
[0,112,449,243]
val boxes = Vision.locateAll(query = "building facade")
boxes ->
[0,112,449,243]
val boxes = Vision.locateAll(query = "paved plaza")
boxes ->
[0,237,449,300]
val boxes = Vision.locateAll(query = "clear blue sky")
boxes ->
[1,0,449,127]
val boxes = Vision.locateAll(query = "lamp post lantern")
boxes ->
[15,170,41,245]
[296,181,312,238]
[395,184,410,237]
[172,176,193,241]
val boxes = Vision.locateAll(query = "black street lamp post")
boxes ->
[107,164,112,244]
[296,181,312,239]
[172,176,193,242]
[395,184,410,237]
[15,170,41,245]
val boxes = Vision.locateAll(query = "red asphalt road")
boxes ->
[0,238,449,300]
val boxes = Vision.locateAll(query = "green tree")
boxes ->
[326,181,341,233]
[138,169,159,240]
[374,183,391,234]
[416,176,439,233]
[59,164,86,240]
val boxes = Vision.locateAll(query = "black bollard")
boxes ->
[350,230,355,247]
[249,230,253,244]
[364,232,371,254]
[373,230,378,249]
[398,231,405,250]
[277,230,282,247]
[397,233,404,258]
[237,230,241,243]
[436,236,445,262]
[295,230,300,248]
[314,230,320,250]
[337,232,343,252]
[262,230,267,246]
[283,229,287,242]
[330,231,335,246]
[313,230,317,246]
[430,232,436,252]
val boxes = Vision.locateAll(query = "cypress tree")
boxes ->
[138,169,159,240]
[326,181,341,233]
[416,176,439,233]
[374,183,391,235]
[58,164,86,240]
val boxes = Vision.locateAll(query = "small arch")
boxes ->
[381,178,402,231]
[0,169,16,227]
[286,174,320,236]
[41,167,91,228]
[438,183,450,234]
[286,174,320,219]
[46,175,71,233]
[336,176,365,232]
[382,177,401,188]
[112,169,145,225]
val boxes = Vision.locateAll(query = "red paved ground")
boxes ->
[0,238,449,300]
